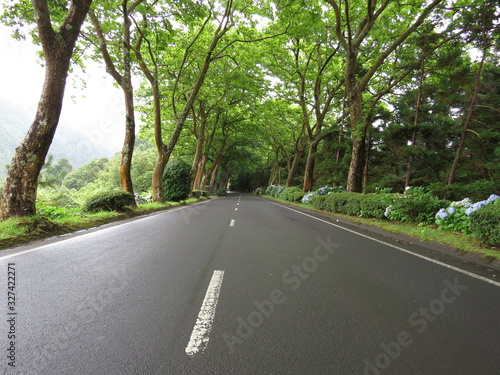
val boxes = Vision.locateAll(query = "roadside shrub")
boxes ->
[385,187,447,225]
[134,192,151,204]
[281,186,304,202]
[215,189,227,197]
[254,187,264,195]
[302,191,316,204]
[360,194,393,219]
[84,190,135,213]
[429,181,498,202]
[266,185,285,197]
[38,203,81,220]
[311,192,359,215]
[470,200,500,247]
[301,185,343,204]
[343,194,370,216]
[435,199,472,234]
[311,192,392,219]
[435,194,499,234]
[163,159,191,202]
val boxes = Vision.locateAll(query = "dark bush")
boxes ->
[254,187,264,195]
[193,190,212,197]
[163,159,192,202]
[311,192,371,216]
[281,186,304,202]
[84,190,135,213]
[215,189,227,197]
[470,201,500,247]
[360,194,392,219]
[428,181,498,202]
[387,187,448,224]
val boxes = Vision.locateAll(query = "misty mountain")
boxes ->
[0,99,115,180]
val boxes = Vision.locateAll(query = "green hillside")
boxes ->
[0,99,114,179]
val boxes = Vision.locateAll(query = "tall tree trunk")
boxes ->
[302,140,319,192]
[90,6,137,205]
[268,149,280,186]
[192,154,207,191]
[120,86,136,197]
[346,76,365,192]
[286,149,303,187]
[363,133,371,193]
[405,58,426,188]
[191,111,207,191]
[1,0,93,219]
[447,48,486,185]
[210,163,219,189]
[286,136,306,187]
[206,140,226,189]
[327,0,444,192]
[151,149,168,202]
[120,4,136,204]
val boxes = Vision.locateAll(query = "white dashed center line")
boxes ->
[185,270,225,356]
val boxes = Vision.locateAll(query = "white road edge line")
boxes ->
[270,201,500,288]
[0,198,218,261]
[229,219,236,226]
[185,270,225,356]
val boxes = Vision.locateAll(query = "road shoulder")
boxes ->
[259,195,500,274]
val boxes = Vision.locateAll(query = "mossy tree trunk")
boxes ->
[1,0,93,220]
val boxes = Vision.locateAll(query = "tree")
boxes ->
[87,0,147,205]
[324,0,444,192]
[136,0,282,201]
[447,0,500,185]
[262,4,343,191]
[1,0,93,219]
[38,156,72,189]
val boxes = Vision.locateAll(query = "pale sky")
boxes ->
[0,24,128,153]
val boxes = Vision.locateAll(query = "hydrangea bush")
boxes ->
[435,194,499,234]
[301,186,344,204]
[384,187,446,225]
[266,185,286,197]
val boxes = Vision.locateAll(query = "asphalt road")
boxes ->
[0,193,499,374]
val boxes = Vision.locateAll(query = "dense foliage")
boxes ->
[162,159,192,202]
[265,185,499,246]
[470,200,500,247]
[0,0,499,222]
[84,190,135,213]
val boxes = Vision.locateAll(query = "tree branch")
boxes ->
[359,0,444,92]
[88,10,124,84]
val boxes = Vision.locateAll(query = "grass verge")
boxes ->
[261,195,500,260]
[0,197,208,250]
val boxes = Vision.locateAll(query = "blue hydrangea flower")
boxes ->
[436,208,448,220]
[486,194,499,204]
[465,207,474,216]
[302,192,316,204]
[446,207,455,215]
